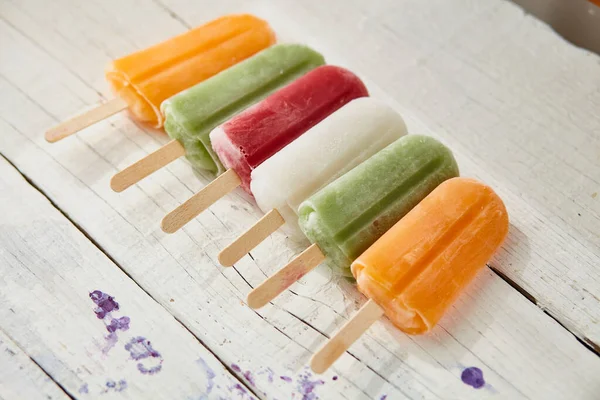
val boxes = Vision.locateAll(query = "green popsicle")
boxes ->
[298,135,460,276]
[161,44,325,174]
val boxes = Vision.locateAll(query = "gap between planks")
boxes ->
[489,263,600,355]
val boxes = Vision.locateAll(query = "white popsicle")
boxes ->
[218,98,407,266]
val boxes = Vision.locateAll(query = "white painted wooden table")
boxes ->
[1,0,599,399]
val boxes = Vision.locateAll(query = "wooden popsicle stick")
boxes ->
[110,139,185,192]
[161,168,241,233]
[45,97,128,143]
[247,243,325,309]
[310,299,384,374]
[218,209,285,267]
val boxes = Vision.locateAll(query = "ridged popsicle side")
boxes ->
[352,178,509,334]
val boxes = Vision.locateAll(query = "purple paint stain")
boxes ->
[197,358,216,395]
[332,376,338,381]
[243,370,256,387]
[230,383,247,395]
[107,317,130,333]
[89,291,119,319]
[89,290,130,355]
[380,396,387,400]
[89,290,160,376]
[103,379,127,393]
[266,368,274,383]
[125,337,163,375]
[280,376,293,383]
[125,337,161,360]
[258,367,274,383]
[230,363,257,388]
[461,367,485,389]
[102,332,118,354]
[297,371,325,400]
[227,383,258,400]
[78,384,89,394]
[137,362,162,375]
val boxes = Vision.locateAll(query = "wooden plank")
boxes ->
[0,330,70,400]
[0,156,257,399]
[0,0,599,399]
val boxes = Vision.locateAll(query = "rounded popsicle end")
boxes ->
[44,128,62,143]
[246,289,268,310]
[439,177,510,243]
[160,215,179,235]
[217,250,236,268]
[105,70,161,128]
[309,354,329,375]
[308,65,370,98]
[351,177,510,334]
[110,174,128,193]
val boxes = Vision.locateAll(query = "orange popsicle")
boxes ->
[311,177,509,373]
[353,177,509,333]
[106,14,275,127]
[46,14,275,142]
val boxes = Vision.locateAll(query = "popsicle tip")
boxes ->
[44,128,62,143]
[109,173,127,193]
[246,290,267,310]
[217,250,236,267]
[160,216,179,234]
[309,354,329,374]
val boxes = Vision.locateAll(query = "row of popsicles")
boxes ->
[46,14,510,373]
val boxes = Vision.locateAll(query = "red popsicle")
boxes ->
[210,65,369,193]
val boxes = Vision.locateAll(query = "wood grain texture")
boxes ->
[311,300,385,374]
[247,243,325,309]
[0,155,256,399]
[161,168,242,233]
[45,97,128,143]
[0,0,599,399]
[219,209,285,267]
[111,139,185,192]
[0,330,70,400]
